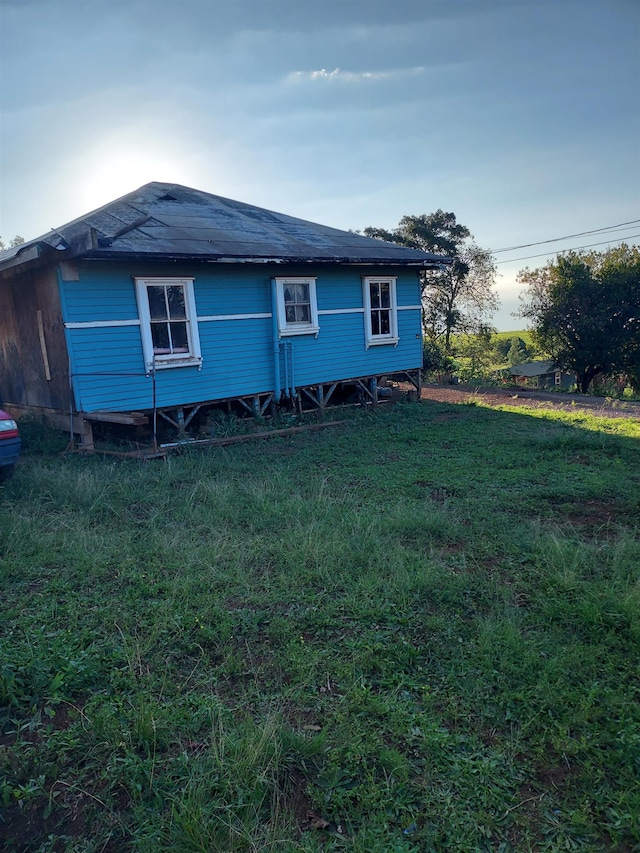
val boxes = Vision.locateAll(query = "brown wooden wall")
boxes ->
[0,265,72,412]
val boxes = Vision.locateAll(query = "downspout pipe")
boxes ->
[289,342,297,399]
[271,279,281,402]
[283,341,290,399]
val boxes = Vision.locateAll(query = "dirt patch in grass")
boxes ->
[563,498,619,529]
[420,384,640,420]
[534,760,581,791]
[504,763,583,850]
[285,767,323,836]
[413,480,457,502]
[0,783,113,853]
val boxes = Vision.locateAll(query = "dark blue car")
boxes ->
[0,409,20,480]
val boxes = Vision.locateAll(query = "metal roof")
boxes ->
[0,182,451,271]
[510,361,556,377]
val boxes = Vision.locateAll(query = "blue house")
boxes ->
[0,183,449,446]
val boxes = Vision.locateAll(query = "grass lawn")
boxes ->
[491,330,537,347]
[1,400,639,852]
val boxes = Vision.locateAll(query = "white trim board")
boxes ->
[65,320,141,329]
[65,307,415,330]
[198,313,272,322]
[318,308,365,315]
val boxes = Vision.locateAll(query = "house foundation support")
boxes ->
[10,369,422,451]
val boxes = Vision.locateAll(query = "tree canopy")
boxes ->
[0,235,25,251]
[364,211,499,353]
[518,245,640,393]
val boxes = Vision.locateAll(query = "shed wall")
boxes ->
[0,266,71,411]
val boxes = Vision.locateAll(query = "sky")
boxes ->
[1,0,639,330]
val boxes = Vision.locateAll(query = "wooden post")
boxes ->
[36,310,52,381]
[80,419,94,451]
[176,407,186,437]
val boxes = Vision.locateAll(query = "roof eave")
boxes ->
[75,250,452,267]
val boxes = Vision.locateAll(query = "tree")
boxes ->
[518,245,640,393]
[422,338,455,377]
[493,335,533,364]
[364,211,499,353]
[506,337,529,367]
[456,324,495,380]
[0,235,25,251]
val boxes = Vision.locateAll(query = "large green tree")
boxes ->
[518,245,640,393]
[364,211,498,353]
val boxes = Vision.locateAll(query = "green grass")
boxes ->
[492,330,536,347]
[450,329,539,357]
[1,400,639,852]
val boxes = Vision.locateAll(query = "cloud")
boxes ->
[287,66,424,83]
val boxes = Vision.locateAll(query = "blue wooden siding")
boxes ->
[60,262,422,413]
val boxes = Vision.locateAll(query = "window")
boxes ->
[274,277,319,336]
[362,277,398,346]
[135,278,202,371]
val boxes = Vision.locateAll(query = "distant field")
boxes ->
[492,329,535,346]
[1,402,639,851]
[450,329,538,351]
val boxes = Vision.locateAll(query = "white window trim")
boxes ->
[362,276,399,347]
[274,277,319,337]
[135,277,202,372]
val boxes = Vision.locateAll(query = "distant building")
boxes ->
[510,361,576,390]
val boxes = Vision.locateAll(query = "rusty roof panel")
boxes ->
[1,182,452,271]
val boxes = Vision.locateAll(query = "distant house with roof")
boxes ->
[510,361,576,390]
[0,182,450,447]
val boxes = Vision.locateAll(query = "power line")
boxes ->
[492,219,640,254]
[495,235,640,265]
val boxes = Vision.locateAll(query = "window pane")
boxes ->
[167,286,186,319]
[281,280,314,327]
[380,310,390,335]
[370,283,380,309]
[371,312,380,336]
[296,304,311,323]
[151,323,170,353]
[294,283,309,303]
[380,283,391,308]
[170,322,189,352]
[284,283,310,306]
[148,286,167,320]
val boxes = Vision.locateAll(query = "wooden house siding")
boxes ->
[0,266,71,411]
[59,262,423,413]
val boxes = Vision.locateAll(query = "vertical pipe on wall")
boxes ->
[289,342,297,399]
[271,280,281,401]
[283,341,290,398]
[151,363,158,452]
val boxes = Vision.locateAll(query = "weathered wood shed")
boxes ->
[0,182,450,445]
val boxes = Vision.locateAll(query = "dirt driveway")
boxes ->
[418,384,640,420]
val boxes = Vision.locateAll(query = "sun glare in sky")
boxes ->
[78,148,195,213]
